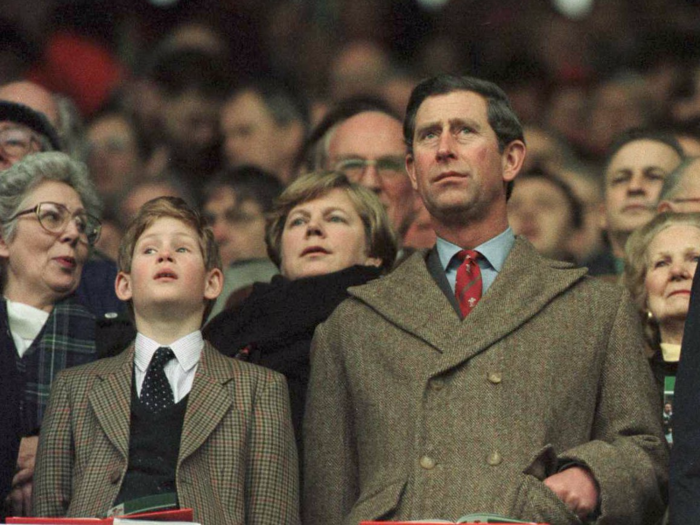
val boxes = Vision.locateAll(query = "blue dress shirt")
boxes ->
[437,227,515,295]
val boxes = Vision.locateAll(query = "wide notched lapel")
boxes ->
[89,346,134,459]
[178,343,232,464]
[350,239,588,369]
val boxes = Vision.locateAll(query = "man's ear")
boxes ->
[115,272,133,301]
[501,140,526,183]
[406,153,419,191]
[204,268,224,300]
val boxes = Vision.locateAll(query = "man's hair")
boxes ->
[515,168,584,230]
[603,128,684,176]
[294,96,401,174]
[229,79,310,130]
[403,74,524,155]
[118,196,222,321]
[0,100,61,151]
[623,211,700,349]
[149,48,231,100]
[266,171,397,273]
[0,152,101,242]
[659,156,700,201]
[203,165,284,213]
[403,74,524,198]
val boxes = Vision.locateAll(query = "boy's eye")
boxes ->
[143,247,156,254]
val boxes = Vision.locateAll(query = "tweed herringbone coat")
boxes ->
[33,342,300,525]
[303,239,668,525]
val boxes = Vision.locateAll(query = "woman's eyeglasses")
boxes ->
[8,201,102,245]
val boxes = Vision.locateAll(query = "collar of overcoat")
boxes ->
[88,342,234,464]
[348,237,588,371]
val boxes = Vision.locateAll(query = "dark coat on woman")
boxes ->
[204,265,383,449]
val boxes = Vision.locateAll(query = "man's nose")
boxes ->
[435,130,457,159]
[359,164,383,194]
[627,172,647,194]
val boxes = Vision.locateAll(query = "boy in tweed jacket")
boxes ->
[33,197,300,525]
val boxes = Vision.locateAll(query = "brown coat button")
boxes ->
[419,456,436,470]
[487,372,502,384]
[487,451,503,466]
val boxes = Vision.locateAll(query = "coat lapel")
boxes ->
[351,238,588,366]
[178,343,232,463]
[89,346,134,459]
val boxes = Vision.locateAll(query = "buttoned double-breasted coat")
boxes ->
[303,239,668,525]
[33,342,300,525]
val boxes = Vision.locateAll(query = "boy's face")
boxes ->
[115,217,222,320]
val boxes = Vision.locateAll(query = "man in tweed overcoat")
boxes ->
[303,75,667,525]
[33,198,299,524]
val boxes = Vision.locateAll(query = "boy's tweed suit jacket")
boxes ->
[33,342,300,525]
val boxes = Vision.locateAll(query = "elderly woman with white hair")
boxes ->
[623,211,700,445]
[0,152,103,517]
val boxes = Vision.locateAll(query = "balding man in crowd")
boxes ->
[303,97,429,247]
[304,74,667,525]
[587,129,684,276]
[658,156,700,213]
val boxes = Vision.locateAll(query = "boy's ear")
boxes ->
[115,272,133,301]
[204,268,224,300]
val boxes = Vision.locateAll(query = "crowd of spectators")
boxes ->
[4,0,700,522]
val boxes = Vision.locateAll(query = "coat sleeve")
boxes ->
[558,290,669,524]
[32,371,74,517]
[303,319,359,525]
[245,371,300,525]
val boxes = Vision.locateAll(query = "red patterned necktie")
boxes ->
[455,249,482,318]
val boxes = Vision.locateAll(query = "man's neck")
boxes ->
[609,230,629,259]
[433,215,510,249]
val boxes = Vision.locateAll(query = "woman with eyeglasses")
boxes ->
[0,152,103,519]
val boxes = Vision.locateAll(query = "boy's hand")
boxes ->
[6,436,38,516]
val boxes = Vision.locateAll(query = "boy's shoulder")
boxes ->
[201,342,287,386]
[56,348,133,386]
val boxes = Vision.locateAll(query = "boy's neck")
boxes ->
[133,311,203,346]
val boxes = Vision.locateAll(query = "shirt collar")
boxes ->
[437,227,515,271]
[134,331,204,373]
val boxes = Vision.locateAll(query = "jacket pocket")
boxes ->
[345,478,406,525]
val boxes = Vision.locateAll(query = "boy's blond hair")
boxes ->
[118,196,222,321]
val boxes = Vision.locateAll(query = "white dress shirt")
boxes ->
[134,331,204,402]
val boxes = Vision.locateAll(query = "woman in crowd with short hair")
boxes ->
[623,211,700,444]
[204,171,397,450]
[0,152,102,517]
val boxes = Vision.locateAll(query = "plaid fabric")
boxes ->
[1,297,98,434]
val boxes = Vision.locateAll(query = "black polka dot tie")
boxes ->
[141,347,175,413]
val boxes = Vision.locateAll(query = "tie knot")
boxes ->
[150,347,175,369]
[456,249,480,264]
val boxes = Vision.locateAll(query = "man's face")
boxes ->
[203,186,268,266]
[508,177,575,260]
[162,90,220,159]
[604,140,682,235]
[327,111,413,230]
[221,90,284,173]
[0,121,43,170]
[406,91,521,229]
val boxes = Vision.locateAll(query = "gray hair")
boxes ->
[0,152,101,241]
